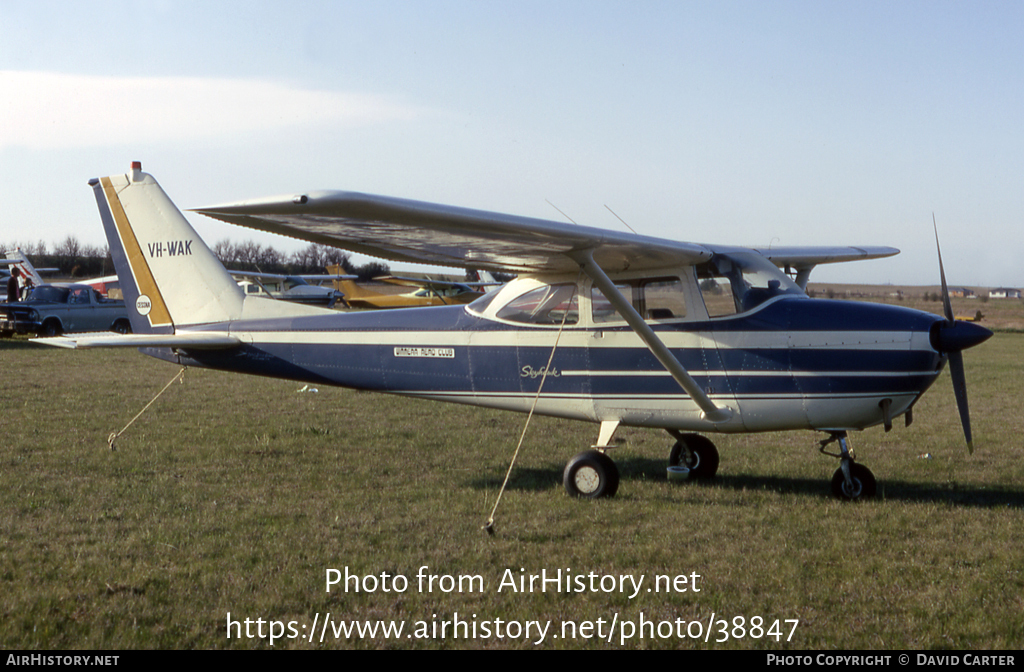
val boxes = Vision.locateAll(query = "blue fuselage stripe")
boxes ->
[174,299,945,405]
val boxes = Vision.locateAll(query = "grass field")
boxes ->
[1,327,1022,650]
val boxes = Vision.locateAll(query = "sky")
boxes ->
[2,0,1022,286]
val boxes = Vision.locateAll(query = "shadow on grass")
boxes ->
[0,337,43,351]
[468,456,1024,508]
[469,466,563,493]
[701,473,1024,507]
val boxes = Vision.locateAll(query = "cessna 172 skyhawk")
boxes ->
[40,163,992,501]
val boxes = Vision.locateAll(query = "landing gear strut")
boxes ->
[819,432,876,500]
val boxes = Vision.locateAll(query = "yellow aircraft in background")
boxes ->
[328,268,491,309]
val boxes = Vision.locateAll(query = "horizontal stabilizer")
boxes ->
[33,331,241,350]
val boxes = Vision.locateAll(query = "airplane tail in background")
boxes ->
[332,276,385,300]
[3,248,49,287]
[477,270,501,293]
[90,162,247,334]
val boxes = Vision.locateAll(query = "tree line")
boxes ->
[4,236,391,281]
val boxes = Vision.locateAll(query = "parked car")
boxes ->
[0,284,130,337]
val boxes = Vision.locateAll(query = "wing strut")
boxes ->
[571,250,732,423]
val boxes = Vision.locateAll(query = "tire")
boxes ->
[112,319,132,335]
[563,450,619,498]
[42,320,62,337]
[668,434,720,479]
[830,462,876,500]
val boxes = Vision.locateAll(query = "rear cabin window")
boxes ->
[68,288,91,304]
[591,277,687,324]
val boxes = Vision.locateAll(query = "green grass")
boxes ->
[0,334,1022,649]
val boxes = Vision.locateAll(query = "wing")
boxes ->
[752,245,899,289]
[229,270,288,281]
[193,192,713,274]
[229,270,356,282]
[298,274,358,282]
[753,246,899,268]
[374,275,481,292]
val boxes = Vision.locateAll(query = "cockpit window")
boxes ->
[495,284,579,325]
[696,252,803,317]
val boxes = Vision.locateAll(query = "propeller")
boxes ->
[930,216,993,453]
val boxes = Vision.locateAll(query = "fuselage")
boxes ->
[161,280,949,435]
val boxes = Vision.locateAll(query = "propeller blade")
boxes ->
[947,349,974,454]
[932,215,990,453]
[933,214,955,325]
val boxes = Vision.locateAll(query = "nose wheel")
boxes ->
[820,432,876,501]
[830,462,876,500]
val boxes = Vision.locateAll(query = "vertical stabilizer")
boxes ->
[90,162,245,333]
[2,249,46,287]
[332,277,379,300]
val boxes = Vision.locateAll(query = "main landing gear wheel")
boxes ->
[668,434,720,479]
[830,462,876,501]
[563,450,619,498]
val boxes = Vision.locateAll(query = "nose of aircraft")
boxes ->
[926,315,992,454]
[930,318,993,354]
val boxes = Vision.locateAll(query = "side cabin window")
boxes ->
[591,277,687,324]
[696,253,803,317]
[495,283,579,325]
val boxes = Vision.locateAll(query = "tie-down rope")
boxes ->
[483,278,579,535]
[108,366,187,450]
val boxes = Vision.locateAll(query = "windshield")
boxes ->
[696,252,803,317]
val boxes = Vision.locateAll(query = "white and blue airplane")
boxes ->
[40,162,992,500]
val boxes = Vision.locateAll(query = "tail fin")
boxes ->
[90,162,245,334]
[478,270,501,293]
[332,277,381,300]
[3,248,46,287]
